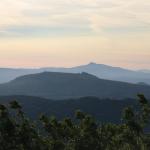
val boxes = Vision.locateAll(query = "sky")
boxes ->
[0,0,150,69]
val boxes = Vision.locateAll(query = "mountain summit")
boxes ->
[0,63,150,84]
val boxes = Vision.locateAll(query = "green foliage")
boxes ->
[0,95,150,150]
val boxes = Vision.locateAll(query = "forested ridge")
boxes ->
[0,94,150,150]
[0,72,150,99]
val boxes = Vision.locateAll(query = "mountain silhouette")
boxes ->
[0,95,136,123]
[0,63,150,84]
[0,72,150,99]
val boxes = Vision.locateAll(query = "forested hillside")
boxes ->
[0,72,150,99]
[0,95,135,122]
[0,94,150,150]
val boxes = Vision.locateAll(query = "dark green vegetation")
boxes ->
[0,95,135,122]
[0,72,150,99]
[0,94,150,150]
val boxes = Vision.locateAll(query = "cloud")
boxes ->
[0,0,150,37]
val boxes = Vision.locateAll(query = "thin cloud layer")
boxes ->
[0,0,150,37]
[0,0,150,69]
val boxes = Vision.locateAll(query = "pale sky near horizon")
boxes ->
[0,0,150,69]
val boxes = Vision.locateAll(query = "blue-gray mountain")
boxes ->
[138,69,150,74]
[0,63,150,84]
[0,72,150,99]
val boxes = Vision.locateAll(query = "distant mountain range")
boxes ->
[0,72,150,99]
[0,95,137,123]
[138,69,150,74]
[0,62,150,84]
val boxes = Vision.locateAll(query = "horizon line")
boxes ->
[0,62,148,71]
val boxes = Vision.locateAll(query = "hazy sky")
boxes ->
[0,0,150,69]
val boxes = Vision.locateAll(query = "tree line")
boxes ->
[0,94,150,150]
